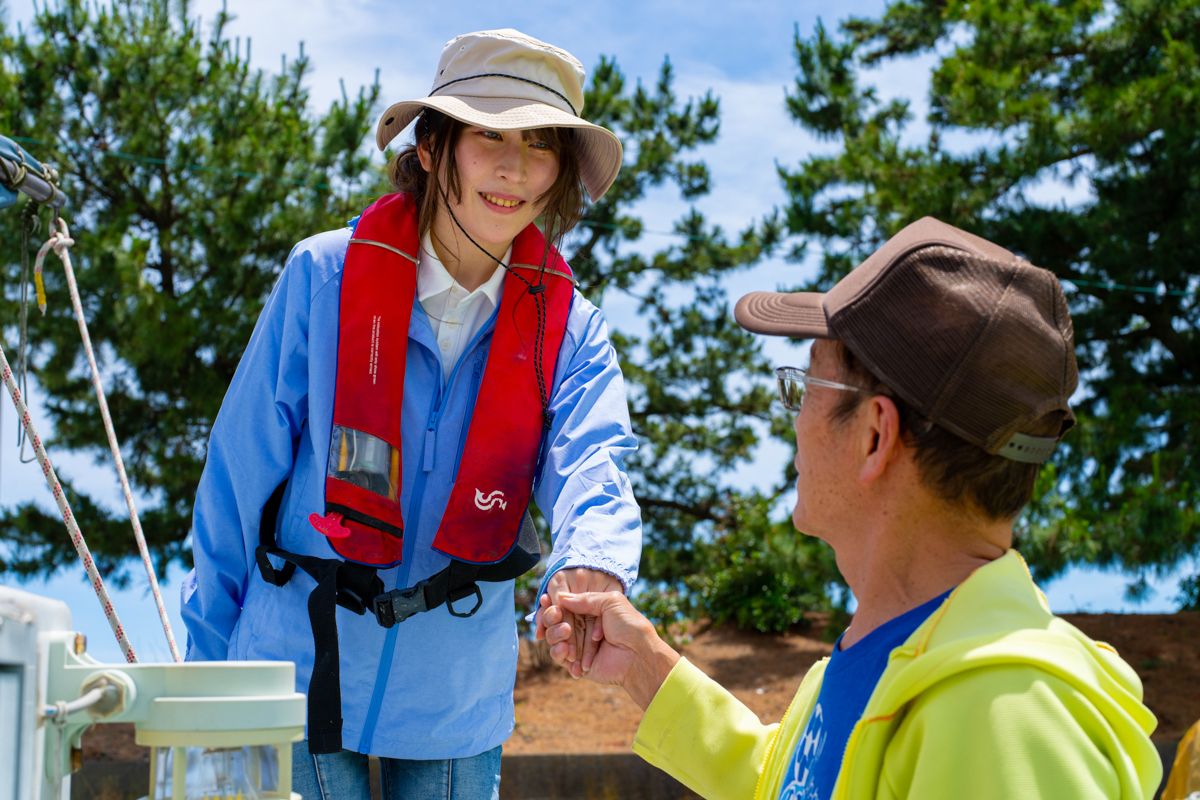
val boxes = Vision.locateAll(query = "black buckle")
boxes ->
[335,580,371,616]
[372,580,430,628]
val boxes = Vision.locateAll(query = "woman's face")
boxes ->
[421,125,560,259]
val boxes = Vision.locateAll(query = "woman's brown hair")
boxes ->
[387,110,585,260]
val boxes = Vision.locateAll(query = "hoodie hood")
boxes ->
[870,551,1152,725]
[831,550,1160,799]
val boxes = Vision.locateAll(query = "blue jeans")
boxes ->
[291,742,502,800]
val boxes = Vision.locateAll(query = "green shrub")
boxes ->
[690,499,844,633]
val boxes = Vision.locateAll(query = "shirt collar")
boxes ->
[417,231,510,307]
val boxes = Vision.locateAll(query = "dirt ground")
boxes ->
[508,611,1200,753]
[84,611,1199,763]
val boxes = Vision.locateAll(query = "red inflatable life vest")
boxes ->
[311,192,574,568]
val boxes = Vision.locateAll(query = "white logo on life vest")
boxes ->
[474,489,507,511]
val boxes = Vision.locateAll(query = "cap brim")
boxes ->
[375,96,623,202]
[735,217,1021,340]
[734,291,831,338]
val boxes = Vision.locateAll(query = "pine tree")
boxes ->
[0,0,382,581]
[1,0,844,628]
[780,0,1200,605]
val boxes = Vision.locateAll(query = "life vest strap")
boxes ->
[369,539,540,627]
[370,566,479,627]
[253,538,384,753]
[255,480,542,753]
[305,558,347,755]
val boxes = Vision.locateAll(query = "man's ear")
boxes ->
[417,137,434,173]
[860,394,903,484]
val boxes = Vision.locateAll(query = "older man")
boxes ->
[541,218,1162,799]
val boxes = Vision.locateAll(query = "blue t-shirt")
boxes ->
[777,589,952,800]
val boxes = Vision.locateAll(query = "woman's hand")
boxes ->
[536,568,622,677]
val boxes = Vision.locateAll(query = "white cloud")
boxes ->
[191,0,428,112]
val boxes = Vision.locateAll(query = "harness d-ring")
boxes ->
[446,583,483,618]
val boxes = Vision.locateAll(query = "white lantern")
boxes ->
[1,586,305,800]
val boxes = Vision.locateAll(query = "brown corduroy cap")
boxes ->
[735,217,1079,463]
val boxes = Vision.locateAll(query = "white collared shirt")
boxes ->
[417,232,510,379]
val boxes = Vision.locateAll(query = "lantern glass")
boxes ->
[145,743,294,799]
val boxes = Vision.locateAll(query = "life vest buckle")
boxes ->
[372,580,429,628]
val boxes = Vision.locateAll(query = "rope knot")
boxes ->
[50,232,75,254]
[33,220,75,314]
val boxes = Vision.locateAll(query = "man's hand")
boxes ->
[535,568,622,677]
[541,591,680,710]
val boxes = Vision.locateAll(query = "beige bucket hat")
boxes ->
[375,29,624,202]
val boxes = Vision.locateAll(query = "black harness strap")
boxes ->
[253,481,541,754]
[256,482,384,753]
[370,542,540,628]
[305,558,350,754]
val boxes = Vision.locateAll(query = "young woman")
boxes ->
[182,29,642,799]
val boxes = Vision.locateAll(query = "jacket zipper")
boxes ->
[830,722,865,800]
[359,317,495,751]
[360,348,445,751]
[451,355,486,478]
[754,662,825,799]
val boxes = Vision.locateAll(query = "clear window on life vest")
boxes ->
[328,426,400,502]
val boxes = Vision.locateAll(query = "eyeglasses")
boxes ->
[775,366,871,413]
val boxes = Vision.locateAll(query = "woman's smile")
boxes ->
[479,191,524,211]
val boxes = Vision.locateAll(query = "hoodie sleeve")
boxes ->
[633,658,780,800]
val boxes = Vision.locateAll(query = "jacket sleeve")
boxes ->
[877,665,1158,799]
[633,658,779,800]
[531,296,642,594]
[180,244,314,661]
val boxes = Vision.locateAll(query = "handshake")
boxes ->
[534,568,680,711]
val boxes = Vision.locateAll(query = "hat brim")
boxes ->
[734,291,831,338]
[733,216,1021,339]
[376,96,623,202]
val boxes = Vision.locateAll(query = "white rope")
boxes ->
[34,218,181,662]
[0,341,137,662]
[41,685,107,718]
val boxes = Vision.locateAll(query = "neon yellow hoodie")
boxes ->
[633,550,1161,799]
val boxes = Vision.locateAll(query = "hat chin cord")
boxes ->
[437,186,554,430]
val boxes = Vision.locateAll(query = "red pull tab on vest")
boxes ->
[310,511,352,540]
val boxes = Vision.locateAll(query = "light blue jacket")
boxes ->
[181,220,642,759]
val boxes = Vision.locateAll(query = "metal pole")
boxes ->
[0,152,67,209]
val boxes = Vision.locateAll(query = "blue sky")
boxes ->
[1,0,1190,663]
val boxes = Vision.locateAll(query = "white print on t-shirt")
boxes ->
[778,702,827,800]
